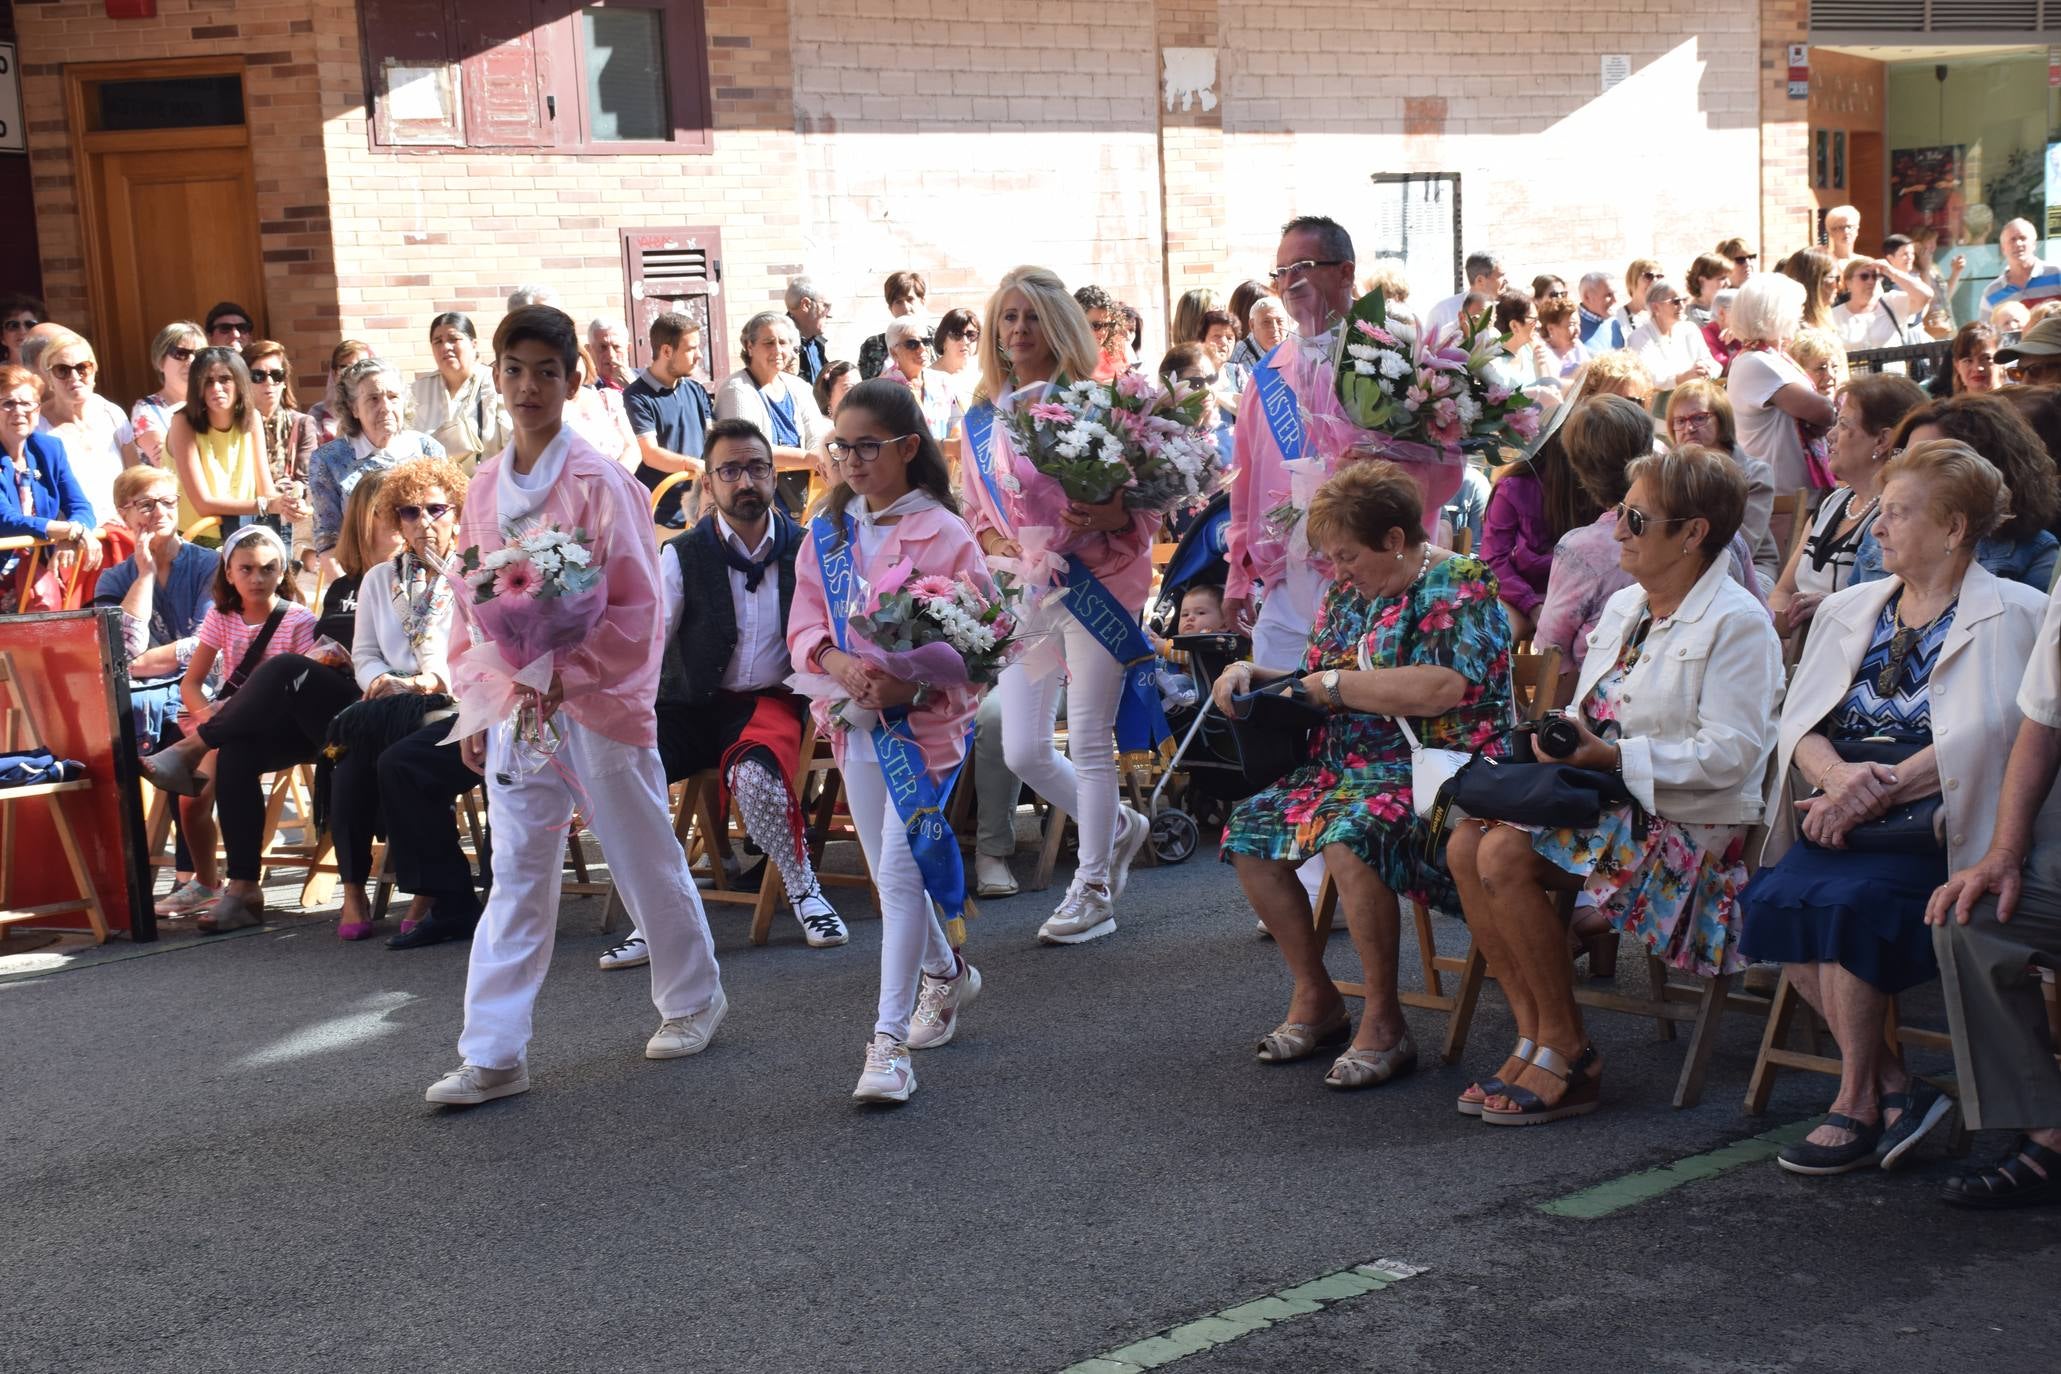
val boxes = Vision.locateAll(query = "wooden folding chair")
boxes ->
[0,651,109,943]
[1316,648,1559,1065]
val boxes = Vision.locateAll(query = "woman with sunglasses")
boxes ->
[1830,257,1928,351]
[884,315,964,451]
[128,322,205,467]
[34,329,129,526]
[931,308,982,409]
[1740,440,2047,1175]
[1447,445,1782,1125]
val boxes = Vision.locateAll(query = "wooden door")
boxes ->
[91,142,266,402]
[67,59,266,405]
[621,226,726,387]
[1849,132,1887,254]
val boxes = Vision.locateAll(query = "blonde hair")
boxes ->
[37,327,95,373]
[333,469,390,579]
[1171,289,1216,352]
[976,266,1102,405]
[1787,327,1847,384]
[112,463,177,510]
[1361,259,1410,303]
[1879,438,2010,544]
[1570,350,1655,407]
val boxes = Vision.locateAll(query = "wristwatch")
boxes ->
[1321,669,1344,711]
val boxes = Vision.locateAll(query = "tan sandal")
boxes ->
[1325,1035,1419,1090]
[1255,1007,1351,1063]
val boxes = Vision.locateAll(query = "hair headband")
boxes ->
[221,523,287,564]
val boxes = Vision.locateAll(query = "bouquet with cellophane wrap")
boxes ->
[813,564,1025,743]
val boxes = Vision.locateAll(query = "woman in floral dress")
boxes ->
[1218,461,1514,1090]
[1447,446,1783,1127]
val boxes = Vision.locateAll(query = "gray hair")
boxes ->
[586,317,626,342]
[1249,297,1289,325]
[1713,288,1739,312]
[784,276,824,311]
[1729,273,1805,346]
[334,357,406,438]
[1645,280,1679,310]
[885,314,931,349]
[1579,271,1612,294]
[1464,251,1500,284]
[1279,214,1354,266]
[739,310,796,367]
[506,285,560,310]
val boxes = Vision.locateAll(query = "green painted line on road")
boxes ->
[1059,1259,1428,1374]
[1537,1119,1816,1220]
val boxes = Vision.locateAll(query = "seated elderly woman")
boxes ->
[1850,393,2060,593]
[1665,379,1778,582]
[1741,441,2049,1175]
[308,356,444,568]
[1448,445,1783,1125]
[1215,461,1514,1089]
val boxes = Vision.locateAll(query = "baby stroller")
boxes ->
[1143,630,1273,862]
[1148,490,1231,638]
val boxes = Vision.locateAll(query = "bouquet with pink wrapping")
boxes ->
[819,562,1023,738]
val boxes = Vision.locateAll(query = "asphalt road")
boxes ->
[4,845,2056,1374]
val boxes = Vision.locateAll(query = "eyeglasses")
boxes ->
[48,361,96,381]
[1091,320,1127,339]
[711,460,775,482]
[393,503,454,523]
[0,397,36,413]
[1638,271,1657,282]
[1672,410,1716,429]
[124,495,179,513]
[250,368,288,384]
[1853,271,1879,283]
[210,320,252,336]
[1651,296,1681,308]
[1614,502,1688,538]
[825,435,913,466]
[1266,259,1346,283]
[898,335,936,351]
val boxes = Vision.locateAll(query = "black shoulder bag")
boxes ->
[211,605,287,704]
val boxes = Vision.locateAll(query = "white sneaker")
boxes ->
[645,988,728,1059]
[425,1063,529,1106]
[155,879,223,917]
[1039,879,1116,945]
[1107,806,1151,900]
[853,1033,916,1102]
[794,889,849,948]
[907,959,982,1050]
[974,853,1019,898]
[598,936,649,970]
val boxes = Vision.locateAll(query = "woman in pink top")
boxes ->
[426,307,725,1110]
[792,379,991,1103]
[958,266,1156,949]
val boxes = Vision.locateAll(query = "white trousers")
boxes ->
[1251,587,1315,674]
[458,717,722,1070]
[842,757,956,1040]
[999,601,1128,888]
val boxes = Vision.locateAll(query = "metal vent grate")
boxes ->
[1811,0,1928,29]
[1931,0,2041,27]
[1812,0,2049,28]
[637,245,711,284]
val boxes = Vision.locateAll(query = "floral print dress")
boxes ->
[1222,554,1513,910]
[1529,618,1752,976]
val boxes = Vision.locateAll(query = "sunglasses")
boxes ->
[167,346,196,363]
[1876,625,1923,697]
[1853,271,1878,283]
[898,335,936,351]
[1614,502,1687,538]
[211,320,252,335]
[393,503,453,523]
[48,361,96,381]
[825,434,913,465]
[1733,255,1757,266]
[1,317,34,333]
[250,368,288,384]
[710,460,774,482]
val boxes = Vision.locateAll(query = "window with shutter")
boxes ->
[360,0,713,155]
[622,227,726,387]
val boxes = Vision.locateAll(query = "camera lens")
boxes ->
[1537,715,1582,759]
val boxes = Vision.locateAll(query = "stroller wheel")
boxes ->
[1148,809,1200,864]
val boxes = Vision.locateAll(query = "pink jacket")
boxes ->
[789,499,989,780]
[959,398,1160,610]
[451,428,665,747]
[1226,344,1463,601]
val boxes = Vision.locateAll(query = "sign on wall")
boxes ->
[0,44,24,154]
[1788,43,1810,100]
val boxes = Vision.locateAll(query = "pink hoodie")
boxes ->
[450,426,664,747]
[959,396,1160,610]
[789,497,989,780]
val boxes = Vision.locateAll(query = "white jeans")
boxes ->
[842,757,957,1040]
[999,600,1129,888]
[1251,586,1314,674]
[458,717,722,1070]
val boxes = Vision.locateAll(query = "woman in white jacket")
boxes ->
[1740,441,2047,1175]
[1447,445,1783,1125]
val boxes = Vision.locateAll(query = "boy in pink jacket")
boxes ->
[426,306,725,1107]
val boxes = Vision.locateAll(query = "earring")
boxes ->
[1394,550,1405,561]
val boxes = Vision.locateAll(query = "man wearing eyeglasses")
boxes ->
[622,418,847,968]
[1420,250,1506,341]
[204,301,257,349]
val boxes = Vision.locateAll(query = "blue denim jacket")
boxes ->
[1850,525,2058,594]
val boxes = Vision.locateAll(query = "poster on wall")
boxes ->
[1890,145,1966,244]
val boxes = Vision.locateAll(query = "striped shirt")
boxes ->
[196,602,320,674]
[1980,261,2061,315]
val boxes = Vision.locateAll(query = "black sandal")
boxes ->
[1480,1043,1601,1127]
[1941,1136,2061,1210]
[1776,1112,1883,1176]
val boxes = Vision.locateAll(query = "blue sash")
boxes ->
[761,385,801,448]
[1251,343,1308,461]
[812,512,972,923]
[1061,554,1169,753]
[965,401,1006,531]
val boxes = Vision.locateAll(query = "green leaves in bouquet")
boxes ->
[1334,287,1408,433]
[851,589,921,653]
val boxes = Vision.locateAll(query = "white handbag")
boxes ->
[1394,714,1473,820]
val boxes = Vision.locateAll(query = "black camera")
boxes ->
[1517,711,1583,760]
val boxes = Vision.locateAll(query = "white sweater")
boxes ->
[351,557,455,691]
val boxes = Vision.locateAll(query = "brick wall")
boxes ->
[1759,0,1816,260]
[16,0,1807,405]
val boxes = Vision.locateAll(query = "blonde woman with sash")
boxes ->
[958,266,1158,947]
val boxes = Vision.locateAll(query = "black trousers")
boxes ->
[377,721,490,897]
[196,653,359,882]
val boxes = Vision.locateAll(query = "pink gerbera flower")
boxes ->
[908,575,958,600]
[493,558,541,599]
[1028,401,1076,425]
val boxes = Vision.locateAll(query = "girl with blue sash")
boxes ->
[790,379,991,1104]
[959,267,1160,949]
